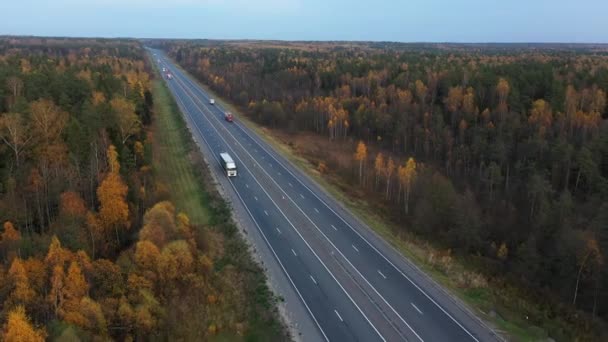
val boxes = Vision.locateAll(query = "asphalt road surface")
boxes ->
[148,48,502,342]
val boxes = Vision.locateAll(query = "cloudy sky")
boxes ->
[1,0,607,42]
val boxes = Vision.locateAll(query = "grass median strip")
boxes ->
[152,80,211,226]
[151,78,288,341]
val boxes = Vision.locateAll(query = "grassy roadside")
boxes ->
[176,70,575,341]
[151,80,212,226]
[150,78,288,341]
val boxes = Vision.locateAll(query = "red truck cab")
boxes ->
[225,112,234,122]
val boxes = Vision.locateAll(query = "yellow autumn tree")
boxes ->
[445,86,464,114]
[110,97,141,145]
[61,262,90,327]
[92,91,106,106]
[399,157,417,215]
[415,80,428,105]
[374,152,385,190]
[354,141,367,185]
[48,265,65,317]
[98,145,130,245]
[135,240,161,276]
[529,99,553,138]
[496,78,510,119]
[45,236,70,271]
[7,258,36,306]
[1,306,46,342]
[462,87,476,114]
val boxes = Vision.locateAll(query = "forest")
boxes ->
[158,40,608,339]
[0,37,285,341]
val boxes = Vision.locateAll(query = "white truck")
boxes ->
[220,152,237,177]
[209,98,215,105]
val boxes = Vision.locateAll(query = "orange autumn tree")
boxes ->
[7,258,36,307]
[59,191,87,219]
[354,141,367,185]
[399,158,418,215]
[60,262,90,326]
[1,306,46,342]
[97,145,130,245]
[1,221,21,262]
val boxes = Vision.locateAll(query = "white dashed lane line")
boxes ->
[334,310,344,322]
[411,303,423,315]
[377,270,387,279]
[331,224,338,231]
[352,245,359,253]
[291,249,297,257]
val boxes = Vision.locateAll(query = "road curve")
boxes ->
[148,48,502,342]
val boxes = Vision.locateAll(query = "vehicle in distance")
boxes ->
[166,73,173,80]
[219,152,237,177]
[225,112,234,122]
[209,98,215,105]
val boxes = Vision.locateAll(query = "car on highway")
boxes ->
[209,98,215,105]
[225,112,234,122]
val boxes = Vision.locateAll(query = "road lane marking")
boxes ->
[161,72,330,342]
[166,68,387,342]
[411,303,423,315]
[331,224,338,231]
[378,270,387,279]
[291,249,297,257]
[264,210,269,216]
[245,184,249,188]
[334,310,343,322]
[276,227,281,234]
[300,194,305,199]
[254,196,258,201]
[352,245,359,253]
[278,172,282,176]
[314,208,319,213]
[220,119,446,342]
[310,275,317,285]
[240,127,482,341]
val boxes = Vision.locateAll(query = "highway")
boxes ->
[148,48,501,342]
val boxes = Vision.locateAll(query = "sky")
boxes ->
[1,0,607,43]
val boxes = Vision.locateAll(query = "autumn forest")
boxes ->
[159,40,608,339]
[0,38,285,341]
